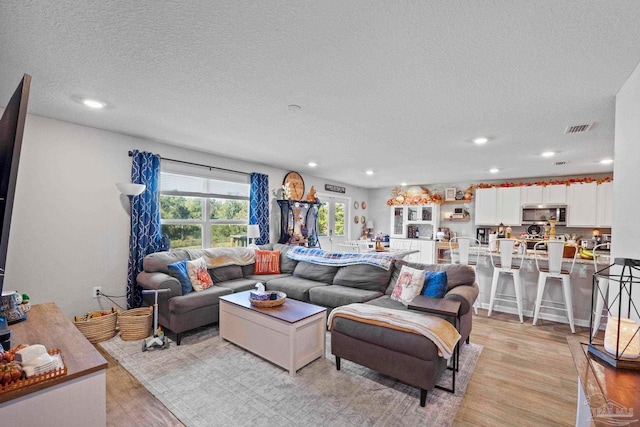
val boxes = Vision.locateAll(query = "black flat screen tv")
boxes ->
[0,74,31,297]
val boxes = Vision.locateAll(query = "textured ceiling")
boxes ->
[2,1,640,188]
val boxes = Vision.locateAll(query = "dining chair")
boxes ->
[488,238,526,323]
[532,240,578,333]
[591,242,611,338]
[449,237,481,315]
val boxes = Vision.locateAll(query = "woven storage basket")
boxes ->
[118,307,153,341]
[249,292,287,308]
[74,310,117,344]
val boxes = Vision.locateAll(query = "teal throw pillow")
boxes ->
[421,271,448,298]
[167,259,192,295]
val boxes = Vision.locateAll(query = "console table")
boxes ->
[567,335,640,427]
[0,303,108,426]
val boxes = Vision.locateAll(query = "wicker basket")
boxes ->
[74,309,117,344]
[118,307,153,341]
[250,292,287,308]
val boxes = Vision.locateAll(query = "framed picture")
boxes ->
[445,188,457,201]
[354,201,359,209]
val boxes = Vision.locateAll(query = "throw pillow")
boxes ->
[421,271,448,298]
[167,259,192,295]
[390,265,426,306]
[186,257,214,291]
[254,249,281,275]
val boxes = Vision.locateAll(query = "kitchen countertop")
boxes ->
[454,245,611,266]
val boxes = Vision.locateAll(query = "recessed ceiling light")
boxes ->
[600,158,613,165]
[542,151,555,157]
[489,168,500,174]
[365,170,374,175]
[82,99,105,109]
[308,162,317,167]
[473,137,488,145]
[287,104,301,111]
[400,182,407,186]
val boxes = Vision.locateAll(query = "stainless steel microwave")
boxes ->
[521,205,567,225]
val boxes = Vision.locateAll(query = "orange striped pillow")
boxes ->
[254,250,281,275]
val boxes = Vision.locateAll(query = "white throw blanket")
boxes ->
[185,247,255,267]
[328,303,461,359]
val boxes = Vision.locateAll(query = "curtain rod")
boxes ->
[128,151,250,176]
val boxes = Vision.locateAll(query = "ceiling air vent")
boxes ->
[564,123,592,134]
[554,161,567,166]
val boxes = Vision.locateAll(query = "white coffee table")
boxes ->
[219,291,327,376]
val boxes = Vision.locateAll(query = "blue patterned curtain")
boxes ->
[127,150,162,308]
[250,173,269,245]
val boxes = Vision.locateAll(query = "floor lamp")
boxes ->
[247,224,261,246]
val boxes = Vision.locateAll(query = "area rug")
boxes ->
[100,327,482,427]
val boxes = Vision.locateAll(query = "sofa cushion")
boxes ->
[246,273,291,282]
[143,249,190,274]
[210,265,244,283]
[421,271,448,298]
[274,244,298,274]
[309,285,383,308]
[331,316,440,360]
[332,264,393,292]
[215,279,260,293]
[168,285,233,315]
[293,261,338,283]
[253,249,281,275]
[167,259,192,295]
[385,260,475,295]
[265,276,329,302]
[187,257,214,291]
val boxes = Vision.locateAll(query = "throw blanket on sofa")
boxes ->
[286,247,395,271]
[328,303,461,359]
[185,247,255,268]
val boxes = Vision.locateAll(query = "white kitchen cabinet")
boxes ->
[567,182,597,227]
[389,238,435,264]
[390,206,406,238]
[520,185,543,205]
[521,184,566,205]
[475,187,520,225]
[544,184,567,204]
[596,181,613,227]
[474,187,498,225]
[497,187,521,225]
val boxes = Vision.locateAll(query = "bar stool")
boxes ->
[532,240,578,333]
[450,237,481,314]
[591,243,611,338]
[488,238,526,323]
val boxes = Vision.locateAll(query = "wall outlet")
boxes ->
[93,286,102,298]
[578,266,587,279]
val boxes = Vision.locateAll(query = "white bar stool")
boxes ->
[488,238,526,323]
[591,242,611,338]
[532,240,578,333]
[450,237,481,314]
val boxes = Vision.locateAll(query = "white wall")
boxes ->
[613,60,640,321]
[3,113,369,317]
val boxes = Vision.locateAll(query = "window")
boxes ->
[160,171,250,249]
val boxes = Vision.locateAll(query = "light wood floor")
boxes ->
[100,310,588,426]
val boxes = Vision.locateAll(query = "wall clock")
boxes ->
[283,171,305,201]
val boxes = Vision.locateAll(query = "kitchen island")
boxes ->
[461,246,610,328]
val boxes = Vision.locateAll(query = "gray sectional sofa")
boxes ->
[136,244,478,348]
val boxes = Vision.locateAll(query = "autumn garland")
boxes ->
[386,177,613,206]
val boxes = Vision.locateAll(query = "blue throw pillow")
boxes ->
[421,271,448,298]
[167,259,192,295]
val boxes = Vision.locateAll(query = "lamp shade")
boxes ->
[247,224,261,239]
[365,220,374,229]
[116,183,146,196]
[604,316,640,359]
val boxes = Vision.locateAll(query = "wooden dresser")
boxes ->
[0,302,108,426]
